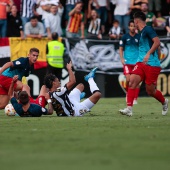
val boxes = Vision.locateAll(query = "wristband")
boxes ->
[47,99,52,103]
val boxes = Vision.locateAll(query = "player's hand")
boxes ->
[143,53,150,64]
[45,93,50,100]
[12,75,18,83]
[66,61,73,70]
[121,58,125,65]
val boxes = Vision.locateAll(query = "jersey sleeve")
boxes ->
[146,26,158,39]
[12,57,26,69]
[10,97,22,116]
[119,35,125,47]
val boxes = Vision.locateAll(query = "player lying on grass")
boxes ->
[44,61,101,116]
[0,48,39,109]
[8,75,53,117]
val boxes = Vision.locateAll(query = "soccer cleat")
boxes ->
[119,108,133,117]
[162,98,168,116]
[84,67,98,81]
[133,99,138,105]
[80,92,86,100]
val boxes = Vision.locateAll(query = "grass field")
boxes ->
[0,97,170,170]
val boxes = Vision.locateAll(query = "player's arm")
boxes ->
[66,61,76,90]
[147,37,160,56]
[119,37,125,65]
[0,61,14,74]
[44,93,53,115]
[119,46,125,65]
[8,75,18,99]
[158,46,161,60]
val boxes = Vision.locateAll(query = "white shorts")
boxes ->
[68,88,94,116]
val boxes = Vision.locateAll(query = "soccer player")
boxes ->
[44,61,101,117]
[119,11,168,116]
[0,48,39,109]
[119,20,140,104]
[8,75,53,117]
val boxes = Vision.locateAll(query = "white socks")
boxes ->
[88,78,99,94]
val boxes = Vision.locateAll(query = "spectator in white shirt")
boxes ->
[109,19,122,39]
[45,3,64,39]
[114,0,131,33]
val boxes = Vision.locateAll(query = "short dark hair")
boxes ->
[29,48,39,54]
[44,73,57,89]
[30,15,38,20]
[128,19,134,26]
[52,32,58,40]
[113,19,119,24]
[133,11,146,21]
[18,91,29,105]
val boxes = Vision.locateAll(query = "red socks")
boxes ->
[127,88,136,106]
[153,90,165,104]
[134,88,140,100]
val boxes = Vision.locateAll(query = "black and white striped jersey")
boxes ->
[50,86,74,116]
[66,0,81,5]
[88,18,101,35]
[20,0,36,18]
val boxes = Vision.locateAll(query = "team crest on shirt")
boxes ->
[135,39,138,43]
[118,74,127,94]
[15,61,21,65]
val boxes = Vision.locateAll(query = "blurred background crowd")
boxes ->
[0,0,170,40]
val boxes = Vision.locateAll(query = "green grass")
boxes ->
[0,97,170,170]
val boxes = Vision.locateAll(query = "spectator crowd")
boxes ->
[0,0,170,39]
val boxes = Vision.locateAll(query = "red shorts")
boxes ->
[30,96,47,107]
[0,75,17,95]
[132,62,161,85]
[123,64,135,75]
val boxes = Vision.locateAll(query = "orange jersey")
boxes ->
[0,0,10,19]
[66,12,84,33]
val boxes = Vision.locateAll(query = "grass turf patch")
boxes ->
[0,97,170,170]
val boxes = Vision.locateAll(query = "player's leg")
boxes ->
[133,84,141,104]
[83,67,101,107]
[119,74,141,116]
[0,78,23,109]
[15,80,24,92]
[69,83,84,103]
[145,66,168,115]
[34,85,48,107]
[119,63,144,116]
[0,94,10,109]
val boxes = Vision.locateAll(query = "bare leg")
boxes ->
[0,95,10,109]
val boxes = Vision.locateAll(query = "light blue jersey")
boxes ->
[119,33,140,65]
[138,26,160,67]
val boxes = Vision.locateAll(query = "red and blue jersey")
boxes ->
[2,57,33,80]
[138,26,160,67]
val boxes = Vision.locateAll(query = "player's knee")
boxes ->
[94,91,102,99]
[146,88,154,96]
[76,83,84,91]
[0,104,7,109]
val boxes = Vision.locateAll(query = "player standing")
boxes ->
[119,20,140,104]
[119,11,168,116]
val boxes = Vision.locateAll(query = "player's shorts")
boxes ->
[132,62,161,85]
[68,88,94,116]
[123,64,136,75]
[0,75,17,95]
[29,96,47,108]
